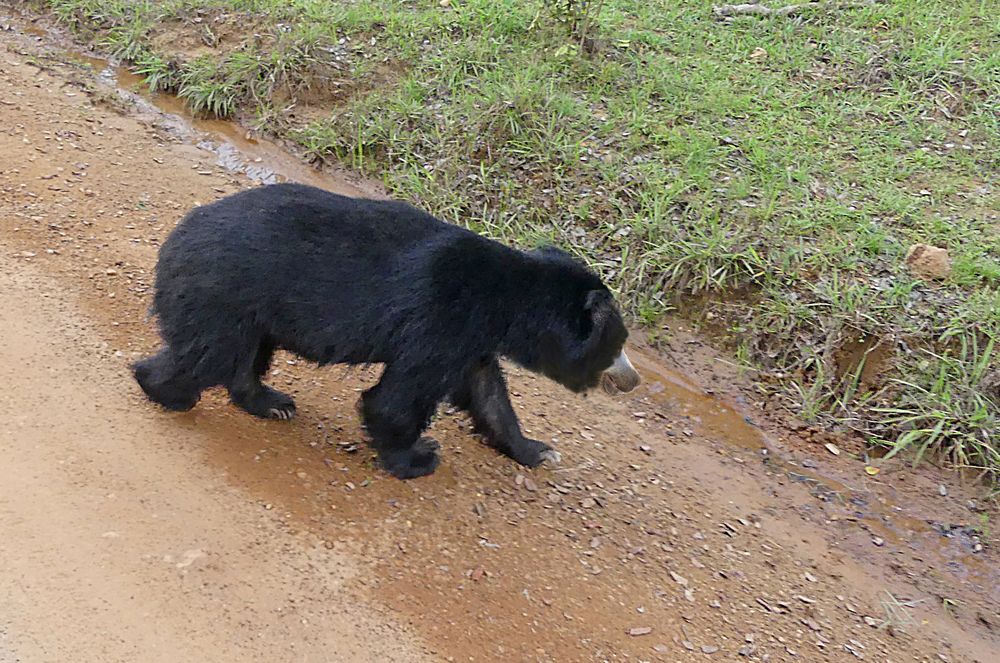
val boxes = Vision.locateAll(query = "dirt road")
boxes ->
[0,18,997,663]
[0,246,433,662]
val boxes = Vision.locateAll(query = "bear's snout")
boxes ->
[600,350,640,394]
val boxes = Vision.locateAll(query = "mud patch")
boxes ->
[833,333,892,387]
[629,347,997,602]
[148,11,268,58]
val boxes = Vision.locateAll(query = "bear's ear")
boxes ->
[579,289,613,339]
[584,289,609,311]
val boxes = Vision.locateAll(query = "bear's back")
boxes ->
[184,183,448,248]
[154,183,482,366]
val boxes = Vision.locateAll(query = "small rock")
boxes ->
[905,243,951,280]
[938,484,948,496]
[175,548,205,569]
[824,443,841,456]
[701,645,719,654]
[749,47,768,60]
[872,537,884,547]
[628,626,652,637]
[844,639,865,659]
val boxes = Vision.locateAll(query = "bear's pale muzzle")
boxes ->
[600,350,640,394]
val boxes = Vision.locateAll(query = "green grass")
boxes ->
[25,0,1000,483]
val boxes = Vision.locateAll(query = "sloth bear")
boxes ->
[133,183,640,479]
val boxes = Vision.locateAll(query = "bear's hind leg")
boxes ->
[454,357,560,467]
[227,337,297,420]
[361,367,440,479]
[132,348,203,412]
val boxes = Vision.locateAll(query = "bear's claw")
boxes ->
[268,407,296,421]
[538,448,562,465]
[231,385,296,421]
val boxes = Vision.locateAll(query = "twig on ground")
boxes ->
[713,2,817,17]
[878,591,923,632]
[713,1,877,17]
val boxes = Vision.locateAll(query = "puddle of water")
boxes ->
[629,348,997,599]
[632,349,767,452]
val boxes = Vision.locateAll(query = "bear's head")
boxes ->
[523,247,640,395]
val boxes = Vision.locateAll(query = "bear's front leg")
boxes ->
[455,357,561,468]
[360,367,441,479]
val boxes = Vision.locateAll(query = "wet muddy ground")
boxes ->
[0,15,997,663]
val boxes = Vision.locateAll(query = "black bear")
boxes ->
[133,183,640,479]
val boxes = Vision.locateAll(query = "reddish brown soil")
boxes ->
[0,18,997,663]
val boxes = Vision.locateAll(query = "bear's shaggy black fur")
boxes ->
[133,183,638,479]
